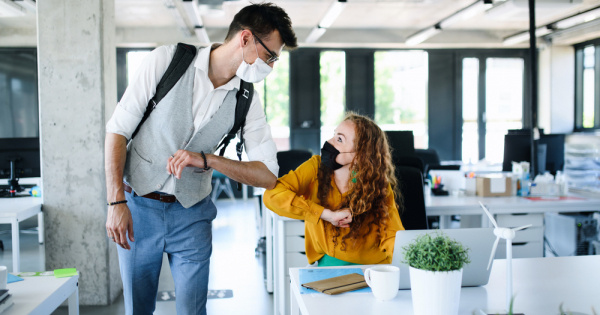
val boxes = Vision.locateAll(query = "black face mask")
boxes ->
[320,141,344,170]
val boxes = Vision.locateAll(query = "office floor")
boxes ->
[0,198,273,315]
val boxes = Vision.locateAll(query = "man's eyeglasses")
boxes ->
[251,31,279,64]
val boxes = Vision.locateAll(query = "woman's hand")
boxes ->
[321,208,352,228]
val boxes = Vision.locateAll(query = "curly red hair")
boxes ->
[317,112,401,251]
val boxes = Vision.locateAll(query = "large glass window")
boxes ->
[582,45,595,128]
[374,50,428,148]
[256,51,290,151]
[485,57,524,164]
[320,51,346,144]
[462,58,479,164]
[460,56,524,164]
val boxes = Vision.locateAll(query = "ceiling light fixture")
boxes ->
[182,0,210,44]
[305,0,347,43]
[553,6,600,29]
[0,0,26,17]
[164,0,193,37]
[405,25,442,46]
[503,26,552,45]
[439,0,493,29]
[13,0,34,12]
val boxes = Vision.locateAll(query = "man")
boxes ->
[104,3,297,314]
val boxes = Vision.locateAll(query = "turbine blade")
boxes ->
[488,236,500,270]
[479,201,498,228]
[513,224,533,231]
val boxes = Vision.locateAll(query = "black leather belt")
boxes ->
[123,183,177,203]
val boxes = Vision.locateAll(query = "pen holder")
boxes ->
[431,184,449,196]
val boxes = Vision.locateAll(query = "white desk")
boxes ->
[6,274,79,315]
[426,194,600,228]
[0,196,44,273]
[290,255,600,315]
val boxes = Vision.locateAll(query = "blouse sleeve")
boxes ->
[380,184,405,260]
[263,156,325,225]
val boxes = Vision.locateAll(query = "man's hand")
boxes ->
[321,208,352,228]
[106,203,134,250]
[167,150,204,179]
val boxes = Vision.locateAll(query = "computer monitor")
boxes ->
[385,130,415,160]
[538,134,565,176]
[502,133,531,172]
[502,131,565,176]
[0,137,41,195]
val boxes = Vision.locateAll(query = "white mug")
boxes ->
[364,265,400,301]
[0,266,7,290]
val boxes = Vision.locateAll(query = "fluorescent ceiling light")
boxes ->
[503,26,552,45]
[318,0,346,28]
[554,7,600,29]
[195,26,210,44]
[305,26,326,43]
[13,0,34,12]
[439,0,493,29]
[0,0,26,17]
[405,26,441,46]
[164,0,193,37]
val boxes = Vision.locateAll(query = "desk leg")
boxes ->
[68,282,80,315]
[290,282,299,315]
[11,218,19,273]
[38,211,45,244]
[439,215,451,229]
[243,184,248,201]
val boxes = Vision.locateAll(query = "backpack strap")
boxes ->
[215,80,254,190]
[130,43,197,141]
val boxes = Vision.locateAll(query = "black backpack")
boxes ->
[130,43,254,190]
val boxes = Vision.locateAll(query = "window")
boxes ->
[462,58,479,164]
[575,39,600,130]
[374,50,428,148]
[582,45,595,128]
[256,51,291,151]
[320,51,346,144]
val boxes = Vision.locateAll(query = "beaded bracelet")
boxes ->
[107,200,128,206]
[200,151,210,170]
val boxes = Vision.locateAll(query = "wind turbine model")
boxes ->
[478,201,532,312]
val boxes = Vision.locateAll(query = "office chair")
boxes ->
[394,156,428,230]
[211,170,236,202]
[276,150,313,177]
[415,148,460,175]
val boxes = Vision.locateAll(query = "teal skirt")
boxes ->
[317,254,359,267]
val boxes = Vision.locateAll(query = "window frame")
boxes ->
[574,38,600,131]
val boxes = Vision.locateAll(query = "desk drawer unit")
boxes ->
[275,219,306,315]
[495,213,544,258]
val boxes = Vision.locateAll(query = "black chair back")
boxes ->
[276,150,313,177]
[394,157,428,230]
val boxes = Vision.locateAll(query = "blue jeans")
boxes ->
[118,190,217,315]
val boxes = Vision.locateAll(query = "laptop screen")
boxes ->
[391,228,496,289]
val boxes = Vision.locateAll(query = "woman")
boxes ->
[263,112,404,266]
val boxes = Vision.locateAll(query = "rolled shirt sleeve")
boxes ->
[106,45,174,139]
[241,89,279,177]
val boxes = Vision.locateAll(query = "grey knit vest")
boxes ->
[123,54,238,208]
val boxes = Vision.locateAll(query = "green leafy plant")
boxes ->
[403,232,471,272]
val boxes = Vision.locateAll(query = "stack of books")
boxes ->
[0,289,13,313]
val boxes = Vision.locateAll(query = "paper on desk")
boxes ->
[299,268,371,294]
[54,268,77,278]
[7,273,23,283]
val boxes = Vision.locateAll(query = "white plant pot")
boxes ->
[409,266,463,315]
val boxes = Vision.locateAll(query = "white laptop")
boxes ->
[391,228,496,290]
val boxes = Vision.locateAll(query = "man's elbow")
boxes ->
[264,174,277,190]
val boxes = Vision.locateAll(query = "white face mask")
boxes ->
[236,38,273,83]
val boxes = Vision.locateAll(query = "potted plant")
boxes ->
[403,232,470,315]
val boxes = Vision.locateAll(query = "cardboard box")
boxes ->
[476,175,512,197]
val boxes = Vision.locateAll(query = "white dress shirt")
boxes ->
[106,44,279,194]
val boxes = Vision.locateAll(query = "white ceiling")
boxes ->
[2,0,600,48]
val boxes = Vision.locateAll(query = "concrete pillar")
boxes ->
[37,0,120,305]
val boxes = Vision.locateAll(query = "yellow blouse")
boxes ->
[263,155,404,265]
